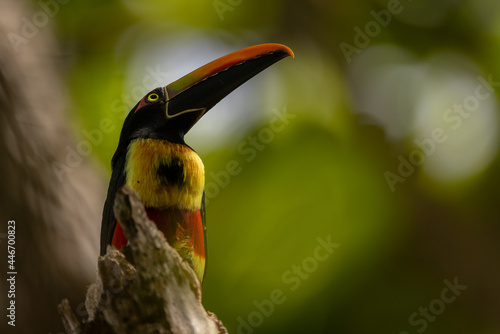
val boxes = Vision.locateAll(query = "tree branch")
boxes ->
[59,185,227,334]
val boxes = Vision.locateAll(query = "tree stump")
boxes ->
[58,186,227,334]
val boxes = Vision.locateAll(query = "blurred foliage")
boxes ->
[36,0,500,332]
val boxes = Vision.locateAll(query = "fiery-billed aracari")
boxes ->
[100,43,294,282]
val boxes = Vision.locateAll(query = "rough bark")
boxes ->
[59,186,227,334]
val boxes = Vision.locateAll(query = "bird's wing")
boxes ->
[100,154,126,255]
[200,190,207,280]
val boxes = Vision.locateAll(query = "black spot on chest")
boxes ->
[157,158,185,186]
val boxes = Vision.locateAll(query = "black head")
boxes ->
[111,43,294,167]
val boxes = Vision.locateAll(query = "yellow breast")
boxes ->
[125,139,205,210]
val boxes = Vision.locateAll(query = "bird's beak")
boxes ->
[163,43,294,135]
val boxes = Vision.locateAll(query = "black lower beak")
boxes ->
[163,43,294,135]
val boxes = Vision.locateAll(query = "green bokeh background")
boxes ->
[42,0,500,332]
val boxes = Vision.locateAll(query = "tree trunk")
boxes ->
[0,1,104,333]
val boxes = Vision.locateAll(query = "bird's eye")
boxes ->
[147,93,159,102]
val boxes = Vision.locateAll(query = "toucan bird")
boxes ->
[100,43,294,283]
